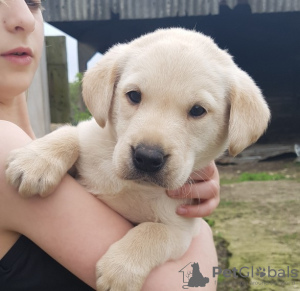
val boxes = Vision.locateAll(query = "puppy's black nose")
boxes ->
[132,144,166,173]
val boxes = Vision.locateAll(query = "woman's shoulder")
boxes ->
[0,121,32,180]
[0,121,32,152]
[0,120,31,137]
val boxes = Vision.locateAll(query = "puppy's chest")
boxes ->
[95,187,164,224]
[79,164,180,225]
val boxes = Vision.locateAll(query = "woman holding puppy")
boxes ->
[0,0,220,290]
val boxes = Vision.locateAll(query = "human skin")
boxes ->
[0,1,219,290]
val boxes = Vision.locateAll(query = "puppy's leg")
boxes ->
[6,126,79,197]
[96,222,193,291]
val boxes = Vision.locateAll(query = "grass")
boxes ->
[221,171,288,185]
[278,233,300,244]
[211,178,300,291]
[204,217,215,227]
[214,162,300,290]
[238,172,287,182]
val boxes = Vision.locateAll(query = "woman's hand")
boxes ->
[167,162,220,218]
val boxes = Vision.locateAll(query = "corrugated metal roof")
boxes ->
[43,0,300,22]
[249,0,300,13]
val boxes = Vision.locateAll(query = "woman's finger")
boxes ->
[176,196,220,218]
[189,162,217,182]
[172,179,219,200]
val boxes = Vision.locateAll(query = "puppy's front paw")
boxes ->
[6,147,63,197]
[96,246,146,291]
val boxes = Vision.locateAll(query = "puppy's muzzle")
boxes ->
[132,144,167,173]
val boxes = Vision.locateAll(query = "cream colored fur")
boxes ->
[6,28,270,291]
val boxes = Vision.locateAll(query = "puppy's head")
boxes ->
[83,28,270,189]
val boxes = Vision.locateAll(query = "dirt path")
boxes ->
[212,160,300,290]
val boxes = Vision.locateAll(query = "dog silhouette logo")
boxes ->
[179,262,210,289]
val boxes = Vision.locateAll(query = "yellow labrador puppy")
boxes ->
[6,28,270,291]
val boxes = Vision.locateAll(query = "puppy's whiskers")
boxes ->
[191,169,210,181]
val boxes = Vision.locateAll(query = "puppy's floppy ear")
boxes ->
[228,68,271,156]
[82,44,127,127]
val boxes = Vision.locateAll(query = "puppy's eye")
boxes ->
[126,91,141,105]
[189,105,206,118]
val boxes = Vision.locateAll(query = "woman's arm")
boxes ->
[0,121,132,288]
[0,121,217,290]
[142,219,217,291]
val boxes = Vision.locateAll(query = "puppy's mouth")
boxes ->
[124,171,167,188]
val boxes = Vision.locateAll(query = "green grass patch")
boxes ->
[238,172,287,182]
[204,217,215,227]
[278,233,300,244]
[220,178,239,185]
[218,274,225,283]
[219,201,246,208]
[221,172,288,185]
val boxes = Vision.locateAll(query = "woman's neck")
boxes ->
[0,93,35,139]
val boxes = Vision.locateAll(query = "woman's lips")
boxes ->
[1,47,33,66]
